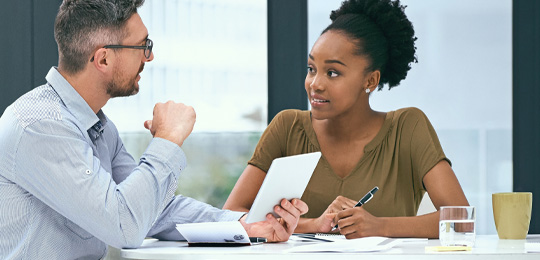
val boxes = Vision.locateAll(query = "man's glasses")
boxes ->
[90,38,153,61]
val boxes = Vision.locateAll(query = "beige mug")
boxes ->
[492,192,533,239]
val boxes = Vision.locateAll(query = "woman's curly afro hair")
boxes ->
[322,0,417,90]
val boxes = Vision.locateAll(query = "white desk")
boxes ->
[121,235,540,260]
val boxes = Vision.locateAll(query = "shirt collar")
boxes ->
[45,67,101,131]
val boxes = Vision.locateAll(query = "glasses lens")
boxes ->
[145,39,153,59]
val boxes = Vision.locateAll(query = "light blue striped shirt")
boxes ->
[0,67,243,259]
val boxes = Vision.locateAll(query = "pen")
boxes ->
[294,233,334,242]
[331,186,379,231]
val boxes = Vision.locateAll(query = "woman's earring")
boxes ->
[365,88,371,94]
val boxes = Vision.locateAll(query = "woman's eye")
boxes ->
[328,71,339,78]
[307,67,315,73]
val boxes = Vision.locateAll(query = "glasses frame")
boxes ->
[90,38,153,62]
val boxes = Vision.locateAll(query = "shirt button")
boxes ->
[85,170,92,175]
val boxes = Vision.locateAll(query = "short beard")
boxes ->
[106,64,142,98]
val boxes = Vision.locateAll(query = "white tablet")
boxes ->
[245,152,321,224]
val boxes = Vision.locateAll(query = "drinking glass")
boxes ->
[439,206,476,247]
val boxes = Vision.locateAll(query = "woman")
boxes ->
[224,0,469,239]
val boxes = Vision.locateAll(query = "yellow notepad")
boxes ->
[425,246,472,252]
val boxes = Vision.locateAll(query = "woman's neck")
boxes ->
[314,108,385,142]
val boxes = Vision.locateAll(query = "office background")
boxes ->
[0,0,538,235]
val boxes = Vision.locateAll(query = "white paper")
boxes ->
[286,236,400,253]
[175,221,250,244]
[525,242,540,253]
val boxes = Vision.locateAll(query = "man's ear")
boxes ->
[91,48,112,73]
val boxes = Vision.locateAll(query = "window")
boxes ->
[308,0,512,235]
[105,0,267,207]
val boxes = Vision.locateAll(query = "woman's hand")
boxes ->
[313,196,358,233]
[335,206,385,238]
[240,198,308,242]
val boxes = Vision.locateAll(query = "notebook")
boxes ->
[176,221,252,247]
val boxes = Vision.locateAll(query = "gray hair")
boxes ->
[54,0,145,74]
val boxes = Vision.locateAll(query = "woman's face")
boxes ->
[305,30,375,120]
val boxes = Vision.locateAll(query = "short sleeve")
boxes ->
[405,108,450,191]
[248,110,296,173]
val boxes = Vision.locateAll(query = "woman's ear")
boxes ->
[366,70,381,92]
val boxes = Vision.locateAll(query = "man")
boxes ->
[0,0,307,259]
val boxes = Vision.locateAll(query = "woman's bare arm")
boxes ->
[223,165,267,212]
[336,160,469,238]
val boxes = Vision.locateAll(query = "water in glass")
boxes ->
[439,219,475,247]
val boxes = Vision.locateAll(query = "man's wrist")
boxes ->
[238,213,248,222]
[238,214,249,232]
[154,132,183,147]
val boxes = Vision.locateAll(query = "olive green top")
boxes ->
[248,107,449,218]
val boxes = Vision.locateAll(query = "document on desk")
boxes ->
[525,242,540,253]
[286,236,400,253]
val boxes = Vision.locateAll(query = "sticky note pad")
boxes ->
[425,246,472,252]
